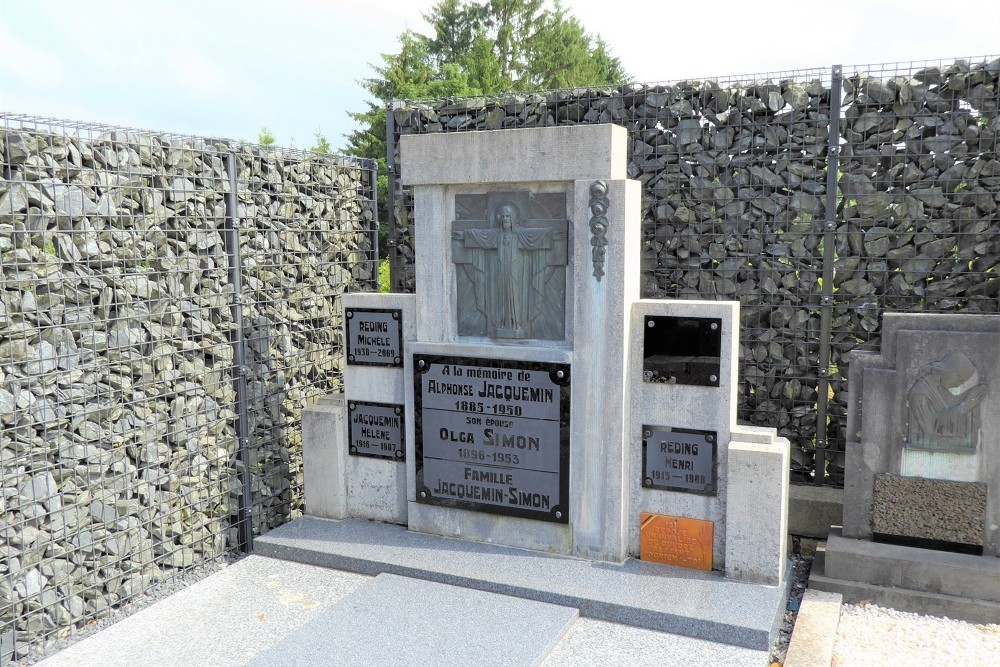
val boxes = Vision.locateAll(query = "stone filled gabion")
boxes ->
[390,57,1000,485]
[0,122,374,658]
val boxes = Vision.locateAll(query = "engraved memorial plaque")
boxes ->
[346,308,402,367]
[639,513,713,570]
[414,355,570,523]
[641,427,717,495]
[348,401,405,461]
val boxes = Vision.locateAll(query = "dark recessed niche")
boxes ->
[643,316,722,387]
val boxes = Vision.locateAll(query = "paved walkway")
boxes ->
[35,556,770,667]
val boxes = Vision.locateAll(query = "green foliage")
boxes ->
[310,131,332,155]
[378,258,391,293]
[343,0,630,257]
[257,127,277,147]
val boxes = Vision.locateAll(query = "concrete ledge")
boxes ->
[808,571,1000,625]
[788,485,842,539]
[254,516,791,650]
[400,125,628,185]
[823,529,1000,602]
[783,589,842,667]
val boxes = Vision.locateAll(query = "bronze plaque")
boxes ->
[639,513,713,571]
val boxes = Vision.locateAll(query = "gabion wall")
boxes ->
[388,57,1000,486]
[0,114,376,660]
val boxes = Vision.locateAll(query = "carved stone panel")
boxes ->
[905,352,987,452]
[452,191,568,340]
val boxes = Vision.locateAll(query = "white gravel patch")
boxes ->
[832,602,1000,667]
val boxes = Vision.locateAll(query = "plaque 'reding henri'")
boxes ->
[414,355,570,523]
[346,308,402,367]
[348,401,404,461]
[452,191,568,341]
[642,427,717,496]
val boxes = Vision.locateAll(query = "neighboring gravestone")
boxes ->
[811,313,1000,623]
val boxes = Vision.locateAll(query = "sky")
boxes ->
[1,0,997,151]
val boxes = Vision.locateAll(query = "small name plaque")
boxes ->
[639,513,713,570]
[348,401,405,460]
[414,355,570,523]
[642,426,717,495]
[346,308,402,367]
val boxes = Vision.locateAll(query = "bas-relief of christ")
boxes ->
[452,195,567,340]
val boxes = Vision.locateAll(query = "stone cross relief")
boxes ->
[905,352,987,451]
[452,191,568,340]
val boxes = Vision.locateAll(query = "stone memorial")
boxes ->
[811,313,1000,623]
[281,124,793,652]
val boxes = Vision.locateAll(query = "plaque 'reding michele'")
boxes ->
[414,355,571,523]
[346,308,403,367]
[452,191,568,340]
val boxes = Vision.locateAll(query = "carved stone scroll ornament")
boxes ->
[905,352,987,451]
[589,180,609,281]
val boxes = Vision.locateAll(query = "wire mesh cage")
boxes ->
[0,113,376,660]
[387,55,1000,488]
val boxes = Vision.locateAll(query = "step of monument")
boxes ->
[807,569,1000,625]
[822,528,1000,603]
[253,515,790,651]
[247,572,579,666]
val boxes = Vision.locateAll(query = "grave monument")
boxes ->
[268,123,792,652]
[810,313,1000,623]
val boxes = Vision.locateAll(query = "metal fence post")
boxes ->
[223,149,255,550]
[385,99,401,292]
[816,64,843,485]
[365,157,380,291]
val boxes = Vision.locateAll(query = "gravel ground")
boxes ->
[12,555,241,666]
[768,536,814,665]
[832,602,1000,667]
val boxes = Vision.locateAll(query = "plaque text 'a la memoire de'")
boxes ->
[414,355,570,523]
[346,308,403,367]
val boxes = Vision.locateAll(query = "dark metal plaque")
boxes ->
[642,426,717,495]
[414,354,570,523]
[348,401,405,461]
[346,308,403,367]
[643,316,722,386]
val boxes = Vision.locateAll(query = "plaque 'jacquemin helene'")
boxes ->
[414,355,571,523]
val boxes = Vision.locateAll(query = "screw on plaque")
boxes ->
[643,477,652,487]
[556,370,564,379]
[395,450,404,459]
[394,407,401,415]
[349,403,356,410]
[643,370,653,380]
[710,374,718,382]
[555,511,562,519]
[706,434,715,444]
[393,357,400,364]
[392,312,399,319]
[418,359,425,368]
[647,319,655,328]
[346,310,353,318]
[420,491,427,498]
[348,355,355,362]
[710,322,718,331]
[349,446,357,454]
[643,429,651,438]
